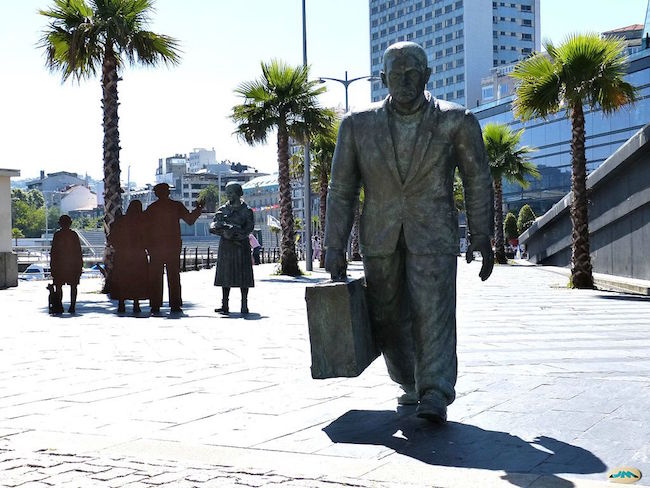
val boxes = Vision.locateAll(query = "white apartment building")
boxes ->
[369,0,540,108]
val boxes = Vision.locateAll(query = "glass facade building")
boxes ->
[369,0,540,107]
[473,49,650,215]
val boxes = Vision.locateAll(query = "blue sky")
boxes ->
[1,0,647,185]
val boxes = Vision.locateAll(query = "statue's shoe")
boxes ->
[416,393,447,424]
[215,307,229,315]
[397,384,418,405]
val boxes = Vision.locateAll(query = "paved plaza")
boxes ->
[0,259,649,487]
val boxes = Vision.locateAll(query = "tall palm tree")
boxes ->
[512,33,636,288]
[39,0,181,288]
[483,123,538,265]
[290,120,339,268]
[232,60,335,276]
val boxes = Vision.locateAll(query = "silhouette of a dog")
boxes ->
[47,284,64,314]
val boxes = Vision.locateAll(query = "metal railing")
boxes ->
[14,244,307,280]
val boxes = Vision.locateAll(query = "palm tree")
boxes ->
[39,0,181,288]
[483,123,538,265]
[512,33,636,288]
[290,120,339,268]
[232,60,335,276]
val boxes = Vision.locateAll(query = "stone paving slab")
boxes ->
[0,260,649,487]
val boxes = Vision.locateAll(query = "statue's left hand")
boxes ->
[466,235,494,281]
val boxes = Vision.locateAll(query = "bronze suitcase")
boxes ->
[305,278,379,379]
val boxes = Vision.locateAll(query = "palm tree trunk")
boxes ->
[569,102,594,289]
[101,47,123,293]
[493,177,507,264]
[318,170,328,269]
[276,120,300,276]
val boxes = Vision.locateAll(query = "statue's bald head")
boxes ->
[383,41,428,73]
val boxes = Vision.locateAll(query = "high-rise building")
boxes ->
[369,0,540,108]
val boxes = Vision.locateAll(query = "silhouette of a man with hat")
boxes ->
[145,183,202,313]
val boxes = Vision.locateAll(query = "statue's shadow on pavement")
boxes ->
[323,409,606,488]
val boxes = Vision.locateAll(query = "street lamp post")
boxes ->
[302,0,313,271]
[318,71,378,113]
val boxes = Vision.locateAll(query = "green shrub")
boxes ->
[517,204,536,234]
[504,212,518,241]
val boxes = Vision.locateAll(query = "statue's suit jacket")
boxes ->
[325,94,493,257]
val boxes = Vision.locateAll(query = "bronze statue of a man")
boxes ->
[324,41,494,424]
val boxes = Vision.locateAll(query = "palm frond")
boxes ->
[512,53,561,121]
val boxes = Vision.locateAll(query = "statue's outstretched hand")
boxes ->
[466,235,494,281]
[325,248,347,282]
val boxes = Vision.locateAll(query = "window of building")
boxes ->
[425,25,433,34]
[445,18,453,27]
[434,8,442,16]
[522,33,532,40]
[435,64,443,73]
[445,76,454,85]
[436,79,444,88]
[456,43,464,52]
[455,15,463,24]
[456,89,464,98]
[416,29,423,37]
[445,5,452,13]
[521,4,532,11]
[406,32,413,40]
[455,0,463,8]
[522,19,532,26]
[416,15,423,24]
[398,22,404,30]
[446,61,454,70]
[435,50,443,59]
[406,19,413,27]
[426,12,433,20]
[456,73,464,82]
[445,33,453,41]
[457,57,464,66]
[446,91,454,100]
[435,22,442,30]
[425,39,433,47]
[456,29,463,38]
[445,47,453,55]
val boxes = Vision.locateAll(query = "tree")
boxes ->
[232,60,335,276]
[12,228,24,246]
[197,185,221,213]
[512,33,636,288]
[504,212,518,242]
[483,123,539,264]
[517,204,536,235]
[290,120,339,268]
[453,169,465,212]
[39,0,181,287]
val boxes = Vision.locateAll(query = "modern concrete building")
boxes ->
[1,169,20,288]
[187,147,217,173]
[369,0,540,107]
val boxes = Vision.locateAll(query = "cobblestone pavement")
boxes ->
[1,260,649,488]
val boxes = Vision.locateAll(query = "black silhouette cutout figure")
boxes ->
[211,182,254,315]
[144,183,202,314]
[108,200,149,314]
[50,214,83,314]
